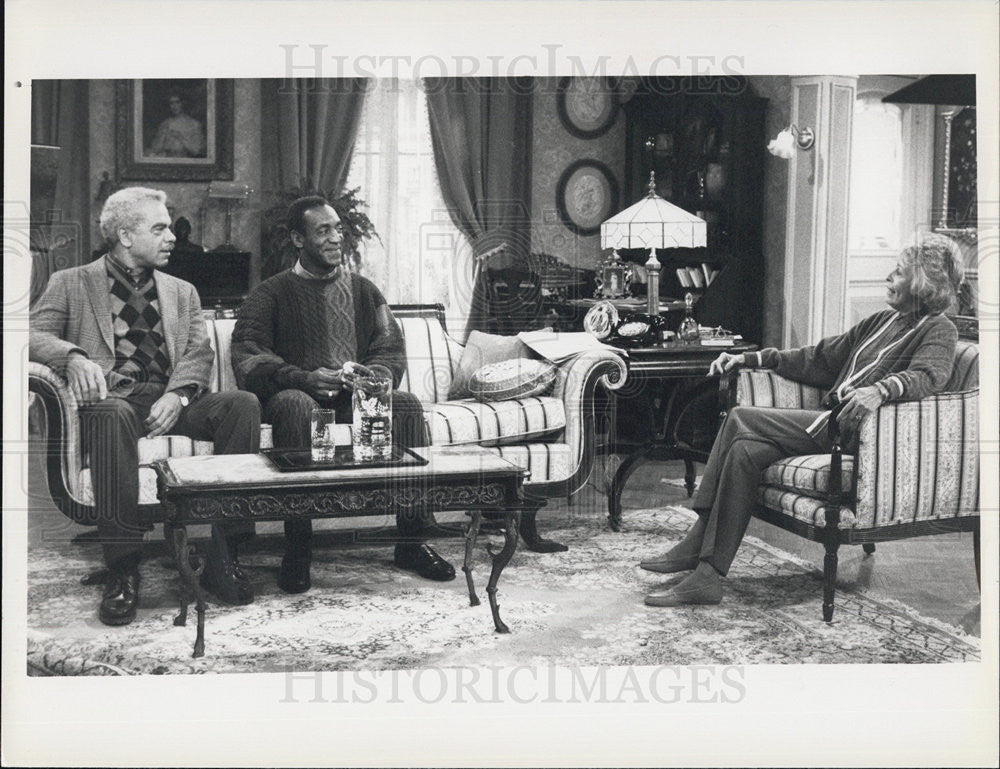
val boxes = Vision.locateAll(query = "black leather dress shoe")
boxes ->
[201,554,254,606]
[99,571,140,626]
[278,552,311,594]
[394,544,456,581]
[518,514,568,553]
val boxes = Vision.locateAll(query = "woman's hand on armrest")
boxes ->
[836,385,885,429]
[708,352,746,377]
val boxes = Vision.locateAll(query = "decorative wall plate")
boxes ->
[557,77,619,139]
[556,159,619,236]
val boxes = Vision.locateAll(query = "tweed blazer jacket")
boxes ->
[29,257,215,394]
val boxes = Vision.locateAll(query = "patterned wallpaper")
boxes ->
[530,78,626,271]
[85,77,791,313]
[88,79,262,281]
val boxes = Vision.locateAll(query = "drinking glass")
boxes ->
[310,408,338,462]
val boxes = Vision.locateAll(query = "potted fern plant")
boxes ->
[260,186,381,281]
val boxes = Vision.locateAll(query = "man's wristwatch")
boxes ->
[172,386,197,408]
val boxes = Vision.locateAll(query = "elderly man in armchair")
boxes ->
[30,187,262,626]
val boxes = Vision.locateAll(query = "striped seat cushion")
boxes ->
[422,397,565,447]
[76,438,575,504]
[80,424,276,504]
[206,317,239,393]
[758,487,858,529]
[761,454,855,498]
[83,425,275,469]
[491,442,572,483]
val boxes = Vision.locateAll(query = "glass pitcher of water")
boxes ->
[352,372,392,461]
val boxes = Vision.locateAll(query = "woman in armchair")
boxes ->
[640,236,965,607]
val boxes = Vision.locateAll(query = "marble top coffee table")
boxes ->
[153,446,529,657]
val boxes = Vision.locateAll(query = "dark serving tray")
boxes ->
[261,446,429,473]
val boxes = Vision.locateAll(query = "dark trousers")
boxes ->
[263,388,431,545]
[78,390,262,565]
[690,405,829,575]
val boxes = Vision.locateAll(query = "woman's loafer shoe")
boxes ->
[644,581,723,607]
[99,572,141,626]
[394,544,456,581]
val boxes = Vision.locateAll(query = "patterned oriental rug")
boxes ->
[26,507,979,675]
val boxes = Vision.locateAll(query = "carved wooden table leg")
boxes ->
[683,458,697,496]
[171,525,208,658]
[485,509,521,633]
[608,450,648,531]
[462,512,483,607]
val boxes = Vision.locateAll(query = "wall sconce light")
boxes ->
[767,124,815,159]
[207,181,253,252]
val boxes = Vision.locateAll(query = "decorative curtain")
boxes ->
[344,80,468,318]
[425,77,534,338]
[29,79,90,304]
[259,78,368,279]
[260,78,368,193]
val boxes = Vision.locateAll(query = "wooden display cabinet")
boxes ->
[622,77,767,344]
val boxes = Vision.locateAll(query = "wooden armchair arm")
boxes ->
[719,369,741,415]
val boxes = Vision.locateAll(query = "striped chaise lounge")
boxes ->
[29,303,628,550]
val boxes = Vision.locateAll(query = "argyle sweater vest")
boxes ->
[106,257,170,390]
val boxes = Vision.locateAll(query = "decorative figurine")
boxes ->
[678,292,700,342]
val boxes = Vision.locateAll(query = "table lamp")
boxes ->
[207,181,253,252]
[600,172,707,316]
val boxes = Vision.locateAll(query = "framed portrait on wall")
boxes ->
[556,159,619,236]
[116,79,234,181]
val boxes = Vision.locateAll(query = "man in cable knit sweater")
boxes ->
[231,196,455,593]
[639,237,964,607]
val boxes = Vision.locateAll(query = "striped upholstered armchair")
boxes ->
[721,335,980,621]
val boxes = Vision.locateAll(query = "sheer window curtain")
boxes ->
[345,80,473,334]
[29,79,90,303]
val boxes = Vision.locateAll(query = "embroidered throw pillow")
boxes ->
[448,329,552,399]
[468,358,558,402]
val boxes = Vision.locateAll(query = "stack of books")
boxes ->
[675,263,721,289]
